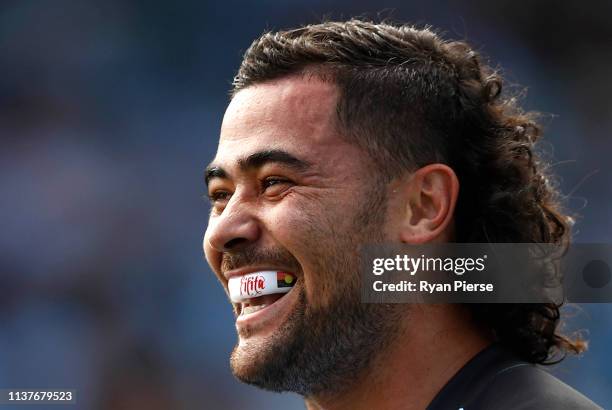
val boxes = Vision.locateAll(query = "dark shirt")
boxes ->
[427,344,602,410]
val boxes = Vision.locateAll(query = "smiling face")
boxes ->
[203,76,404,395]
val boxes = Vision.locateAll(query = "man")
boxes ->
[203,19,601,409]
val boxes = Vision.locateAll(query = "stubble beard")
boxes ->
[230,183,405,396]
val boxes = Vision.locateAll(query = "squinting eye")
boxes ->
[208,191,231,204]
[263,178,287,188]
[262,177,293,195]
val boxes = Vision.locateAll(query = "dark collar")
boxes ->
[427,343,528,410]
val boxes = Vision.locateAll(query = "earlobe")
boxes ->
[399,164,459,244]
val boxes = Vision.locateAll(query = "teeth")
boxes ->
[239,292,287,316]
[241,304,268,315]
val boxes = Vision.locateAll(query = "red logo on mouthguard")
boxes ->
[240,275,265,297]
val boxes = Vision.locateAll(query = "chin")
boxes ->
[229,297,305,391]
[229,329,294,391]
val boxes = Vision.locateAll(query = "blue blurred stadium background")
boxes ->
[0,1,610,409]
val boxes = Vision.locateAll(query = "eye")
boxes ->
[262,177,293,195]
[207,190,231,205]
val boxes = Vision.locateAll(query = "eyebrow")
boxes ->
[205,149,311,186]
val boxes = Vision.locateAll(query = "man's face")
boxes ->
[204,76,403,395]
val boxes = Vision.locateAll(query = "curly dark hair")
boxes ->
[231,19,586,364]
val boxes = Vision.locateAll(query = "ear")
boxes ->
[399,164,459,244]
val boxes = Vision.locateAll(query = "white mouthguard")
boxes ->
[228,271,296,303]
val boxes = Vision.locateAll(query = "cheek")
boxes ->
[267,199,349,308]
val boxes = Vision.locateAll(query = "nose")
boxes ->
[205,197,261,253]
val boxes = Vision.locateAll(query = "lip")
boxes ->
[223,266,298,281]
[235,279,300,332]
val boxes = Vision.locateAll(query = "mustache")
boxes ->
[221,246,302,274]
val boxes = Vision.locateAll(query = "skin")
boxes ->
[204,75,491,409]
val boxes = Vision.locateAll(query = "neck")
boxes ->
[304,305,491,410]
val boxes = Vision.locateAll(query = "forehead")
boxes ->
[215,76,356,167]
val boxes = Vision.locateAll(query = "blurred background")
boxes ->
[0,0,611,409]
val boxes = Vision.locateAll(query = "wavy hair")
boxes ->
[231,19,586,364]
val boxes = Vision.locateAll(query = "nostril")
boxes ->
[224,237,249,250]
